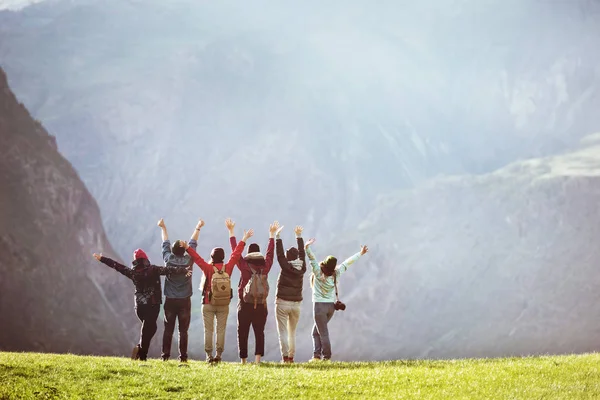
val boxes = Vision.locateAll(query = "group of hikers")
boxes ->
[92,218,369,364]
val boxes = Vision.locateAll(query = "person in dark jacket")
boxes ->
[157,218,203,363]
[274,225,306,363]
[226,218,276,364]
[92,249,190,361]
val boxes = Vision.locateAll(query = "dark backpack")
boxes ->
[243,268,269,308]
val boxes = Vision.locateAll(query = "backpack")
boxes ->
[243,267,269,308]
[209,264,232,306]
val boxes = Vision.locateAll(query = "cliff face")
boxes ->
[0,67,137,355]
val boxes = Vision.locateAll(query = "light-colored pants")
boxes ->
[202,304,229,358]
[275,299,302,359]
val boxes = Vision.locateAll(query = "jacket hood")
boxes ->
[132,258,150,269]
[289,259,304,270]
[244,251,266,266]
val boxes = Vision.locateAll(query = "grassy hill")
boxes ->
[1,352,600,399]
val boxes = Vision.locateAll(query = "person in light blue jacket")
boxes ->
[305,239,369,361]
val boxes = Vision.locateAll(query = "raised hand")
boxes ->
[242,229,255,242]
[185,266,193,277]
[360,245,369,256]
[93,253,102,261]
[275,224,284,236]
[225,218,236,231]
[305,238,316,248]
[157,218,166,228]
[181,240,190,250]
[294,225,303,236]
[196,219,205,230]
[269,221,279,235]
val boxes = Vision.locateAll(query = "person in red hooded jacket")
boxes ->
[92,249,191,361]
[184,227,253,363]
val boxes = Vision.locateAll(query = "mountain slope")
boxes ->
[327,135,600,359]
[0,67,136,354]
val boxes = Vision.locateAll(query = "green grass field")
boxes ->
[1,352,600,399]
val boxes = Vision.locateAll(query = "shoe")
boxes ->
[206,356,215,364]
[131,345,141,360]
[309,357,321,362]
[179,358,187,363]
[161,356,170,362]
[288,357,295,364]
[213,356,222,364]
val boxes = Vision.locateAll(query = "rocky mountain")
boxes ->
[325,135,600,360]
[0,0,599,360]
[0,66,137,355]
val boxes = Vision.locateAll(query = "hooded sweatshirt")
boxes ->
[162,239,197,299]
[186,241,246,304]
[99,256,189,306]
[230,236,275,301]
[275,235,307,302]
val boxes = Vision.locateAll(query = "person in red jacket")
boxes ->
[183,228,253,363]
[226,218,276,364]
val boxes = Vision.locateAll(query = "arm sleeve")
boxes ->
[225,240,246,275]
[99,256,133,280]
[264,238,275,274]
[305,246,320,274]
[335,252,362,276]
[229,236,237,251]
[276,239,290,270]
[189,239,198,250]
[186,247,212,274]
[297,237,306,272]
[162,240,172,263]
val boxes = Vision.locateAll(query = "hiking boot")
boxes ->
[206,356,215,364]
[179,357,187,363]
[213,356,222,364]
[161,356,170,362]
[281,356,289,363]
[131,345,141,360]
[288,357,295,364]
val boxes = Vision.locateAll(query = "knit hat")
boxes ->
[286,247,299,261]
[211,247,225,264]
[320,256,337,276]
[133,248,148,260]
[248,243,260,254]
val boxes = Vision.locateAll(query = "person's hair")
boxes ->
[211,247,225,264]
[172,240,185,257]
[248,243,260,253]
[286,247,299,261]
[320,256,337,276]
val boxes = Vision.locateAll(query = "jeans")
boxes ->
[237,301,268,359]
[312,302,335,359]
[161,297,192,361]
[202,303,229,358]
[135,304,160,361]
[275,298,302,359]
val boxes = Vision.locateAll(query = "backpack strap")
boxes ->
[333,273,340,302]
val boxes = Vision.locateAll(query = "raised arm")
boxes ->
[93,253,133,280]
[158,219,172,263]
[336,245,369,276]
[275,224,289,269]
[183,242,212,274]
[158,218,168,242]
[190,219,204,247]
[263,221,278,273]
[225,229,252,274]
[294,226,306,272]
[304,242,320,274]
[226,218,237,250]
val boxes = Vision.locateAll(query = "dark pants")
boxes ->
[161,297,192,361]
[312,302,335,359]
[237,301,268,359]
[135,304,160,361]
